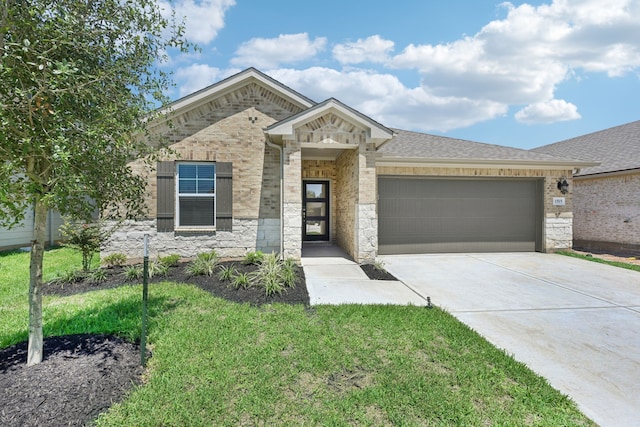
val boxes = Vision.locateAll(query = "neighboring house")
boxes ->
[0,207,63,251]
[103,68,594,262]
[533,121,640,255]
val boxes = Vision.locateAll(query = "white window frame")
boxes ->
[175,162,216,230]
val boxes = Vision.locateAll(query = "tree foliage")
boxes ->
[0,0,192,364]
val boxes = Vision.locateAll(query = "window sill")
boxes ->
[175,227,216,235]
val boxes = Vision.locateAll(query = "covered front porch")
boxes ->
[265,99,392,262]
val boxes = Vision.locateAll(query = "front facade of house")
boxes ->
[104,68,592,262]
[534,120,640,255]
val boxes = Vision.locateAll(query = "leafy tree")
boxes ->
[0,0,192,365]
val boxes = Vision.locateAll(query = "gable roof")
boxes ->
[157,67,316,121]
[378,129,596,168]
[532,120,640,176]
[266,98,394,147]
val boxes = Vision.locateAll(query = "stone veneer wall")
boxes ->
[302,160,337,242]
[376,166,575,252]
[282,141,302,259]
[103,84,304,258]
[103,219,280,259]
[573,172,640,249]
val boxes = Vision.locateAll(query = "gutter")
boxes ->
[375,155,600,169]
[265,136,284,259]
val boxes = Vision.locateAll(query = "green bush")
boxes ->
[186,251,219,277]
[149,259,169,279]
[124,265,143,281]
[243,250,264,265]
[101,253,127,268]
[218,264,237,282]
[159,254,181,267]
[250,253,283,296]
[52,269,85,285]
[60,218,117,272]
[90,268,107,283]
[231,272,250,289]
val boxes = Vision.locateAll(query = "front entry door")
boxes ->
[303,181,330,241]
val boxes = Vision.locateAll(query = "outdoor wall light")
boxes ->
[557,177,569,194]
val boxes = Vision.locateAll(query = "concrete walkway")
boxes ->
[301,244,427,306]
[380,252,640,427]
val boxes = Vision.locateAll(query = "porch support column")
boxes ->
[356,141,378,262]
[282,140,302,259]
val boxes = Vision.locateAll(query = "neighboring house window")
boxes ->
[176,163,216,228]
[156,161,232,232]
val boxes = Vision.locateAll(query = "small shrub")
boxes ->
[53,269,85,285]
[101,253,127,268]
[243,250,264,265]
[250,252,285,296]
[60,218,117,272]
[124,265,143,281]
[149,259,169,279]
[187,251,219,277]
[90,268,107,283]
[231,272,250,289]
[280,258,298,288]
[159,254,181,267]
[218,264,237,282]
[373,259,386,272]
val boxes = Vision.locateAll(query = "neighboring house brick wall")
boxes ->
[376,166,574,252]
[573,172,640,249]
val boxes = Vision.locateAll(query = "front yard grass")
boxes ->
[0,248,594,426]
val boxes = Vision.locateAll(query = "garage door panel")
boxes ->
[378,177,542,254]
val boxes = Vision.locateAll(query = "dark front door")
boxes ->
[303,181,330,241]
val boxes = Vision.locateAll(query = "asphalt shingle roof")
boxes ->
[531,120,640,176]
[379,129,583,164]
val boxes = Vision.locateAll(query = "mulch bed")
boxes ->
[360,263,398,280]
[1,260,309,427]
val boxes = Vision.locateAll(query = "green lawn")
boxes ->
[558,250,640,272]
[0,248,595,426]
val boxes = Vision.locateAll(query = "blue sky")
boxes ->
[159,0,640,149]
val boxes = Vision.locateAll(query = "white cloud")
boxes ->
[174,64,225,97]
[332,35,395,64]
[268,67,506,132]
[159,0,235,45]
[515,99,581,124]
[231,33,327,69]
[388,0,640,124]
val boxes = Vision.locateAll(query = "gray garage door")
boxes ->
[378,177,543,254]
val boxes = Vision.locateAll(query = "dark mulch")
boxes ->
[2,260,309,427]
[360,263,398,280]
[0,334,142,427]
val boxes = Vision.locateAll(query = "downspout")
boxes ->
[265,136,284,259]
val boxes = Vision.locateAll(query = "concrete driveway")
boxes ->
[380,252,640,427]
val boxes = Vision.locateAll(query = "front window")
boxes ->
[176,162,215,228]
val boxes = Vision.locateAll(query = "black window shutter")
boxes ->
[157,161,175,232]
[216,162,233,231]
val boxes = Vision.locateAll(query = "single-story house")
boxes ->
[0,207,63,251]
[533,120,640,255]
[103,68,595,262]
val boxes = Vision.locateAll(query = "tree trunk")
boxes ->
[27,196,47,366]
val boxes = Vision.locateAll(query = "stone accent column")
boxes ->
[282,140,302,259]
[545,213,573,251]
[356,142,378,262]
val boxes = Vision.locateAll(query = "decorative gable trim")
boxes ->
[265,98,394,147]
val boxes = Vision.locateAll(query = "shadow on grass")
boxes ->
[0,294,182,366]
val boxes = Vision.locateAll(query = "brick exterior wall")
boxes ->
[376,165,575,252]
[573,172,640,250]
[103,83,304,258]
